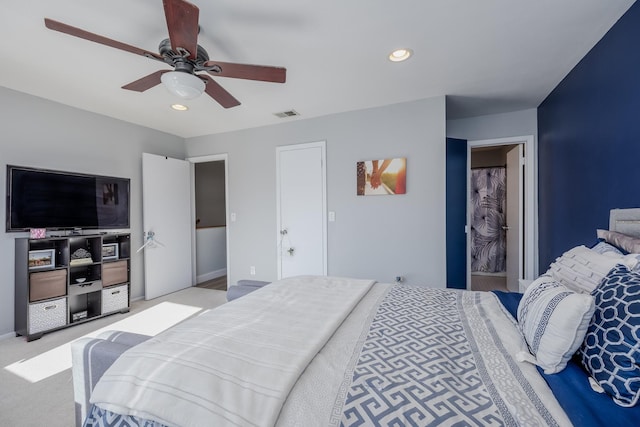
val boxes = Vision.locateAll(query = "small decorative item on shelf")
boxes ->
[29,228,46,239]
[75,277,87,284]
[28,249,56,270]
[70,248,93,266]
[102,243,119,260]
[72,310,88,322]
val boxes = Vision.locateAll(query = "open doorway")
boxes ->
[467,135,536,293]
[189,154,229,291]
[469,145,517,292]
[446,135,536,291]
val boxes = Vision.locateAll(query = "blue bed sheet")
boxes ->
[492,290,640,427]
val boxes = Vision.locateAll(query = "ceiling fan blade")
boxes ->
[44,18,164,62]
[122,70,169,92]
[204,61,286,83]
[200,75,241,108]
[163,0,199,60]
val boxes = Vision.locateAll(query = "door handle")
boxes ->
[502,225,510,231]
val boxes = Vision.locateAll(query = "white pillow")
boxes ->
[517,276,595,374]
[590,241,623,256]
[546,245,638,293]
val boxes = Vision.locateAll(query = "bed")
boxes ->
[72,208,640,427]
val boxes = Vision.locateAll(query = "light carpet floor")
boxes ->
[0,287,227,427]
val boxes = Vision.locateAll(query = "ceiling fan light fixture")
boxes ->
[388,48,413,62]
[161,71,205,99]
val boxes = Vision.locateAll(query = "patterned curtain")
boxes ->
[470,167,506,273]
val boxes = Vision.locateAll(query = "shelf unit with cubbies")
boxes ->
[15,233,131,341]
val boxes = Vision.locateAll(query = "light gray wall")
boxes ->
[186,97,447,288]
[196,227,227,282]
[446,108,538,141]
[0,86,184,336]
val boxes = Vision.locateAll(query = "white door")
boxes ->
[142,153,193,299]
[276,141,327,279]
[505,145,523,291]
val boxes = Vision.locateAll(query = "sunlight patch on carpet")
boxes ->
[4,302,202,383]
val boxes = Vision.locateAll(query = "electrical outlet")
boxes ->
[250,266,256,275]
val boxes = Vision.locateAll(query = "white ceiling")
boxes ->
[0,0,635,138]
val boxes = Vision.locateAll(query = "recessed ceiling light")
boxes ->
[171,104,189,111]
[388,48,413,62]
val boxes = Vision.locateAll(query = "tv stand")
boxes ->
[14,233,131,341]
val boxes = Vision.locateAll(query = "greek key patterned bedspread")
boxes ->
[333,286,572,427]
[83,284,573,427]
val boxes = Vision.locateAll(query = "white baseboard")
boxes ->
[0,331,16,341]
[197,268,227,284]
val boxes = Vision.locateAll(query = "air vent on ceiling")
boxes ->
[274,109,300,118]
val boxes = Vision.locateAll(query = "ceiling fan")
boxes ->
[44,0,286,108]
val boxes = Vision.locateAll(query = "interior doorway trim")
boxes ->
[467,135,537,289]
[186,153,230,287]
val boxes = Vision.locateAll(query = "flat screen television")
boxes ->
[6,165,130,232]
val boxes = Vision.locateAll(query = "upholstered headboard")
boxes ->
[609,208,640,238]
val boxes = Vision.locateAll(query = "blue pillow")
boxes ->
[578,264,640,407]
[491,290,522,319]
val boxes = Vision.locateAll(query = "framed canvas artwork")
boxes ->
[357,158,406,196]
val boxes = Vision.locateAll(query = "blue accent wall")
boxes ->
[537,2,640,273]
[446,138,467,289]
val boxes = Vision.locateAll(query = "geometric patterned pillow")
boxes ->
[517,276,595,374]
[578,264,640,407]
